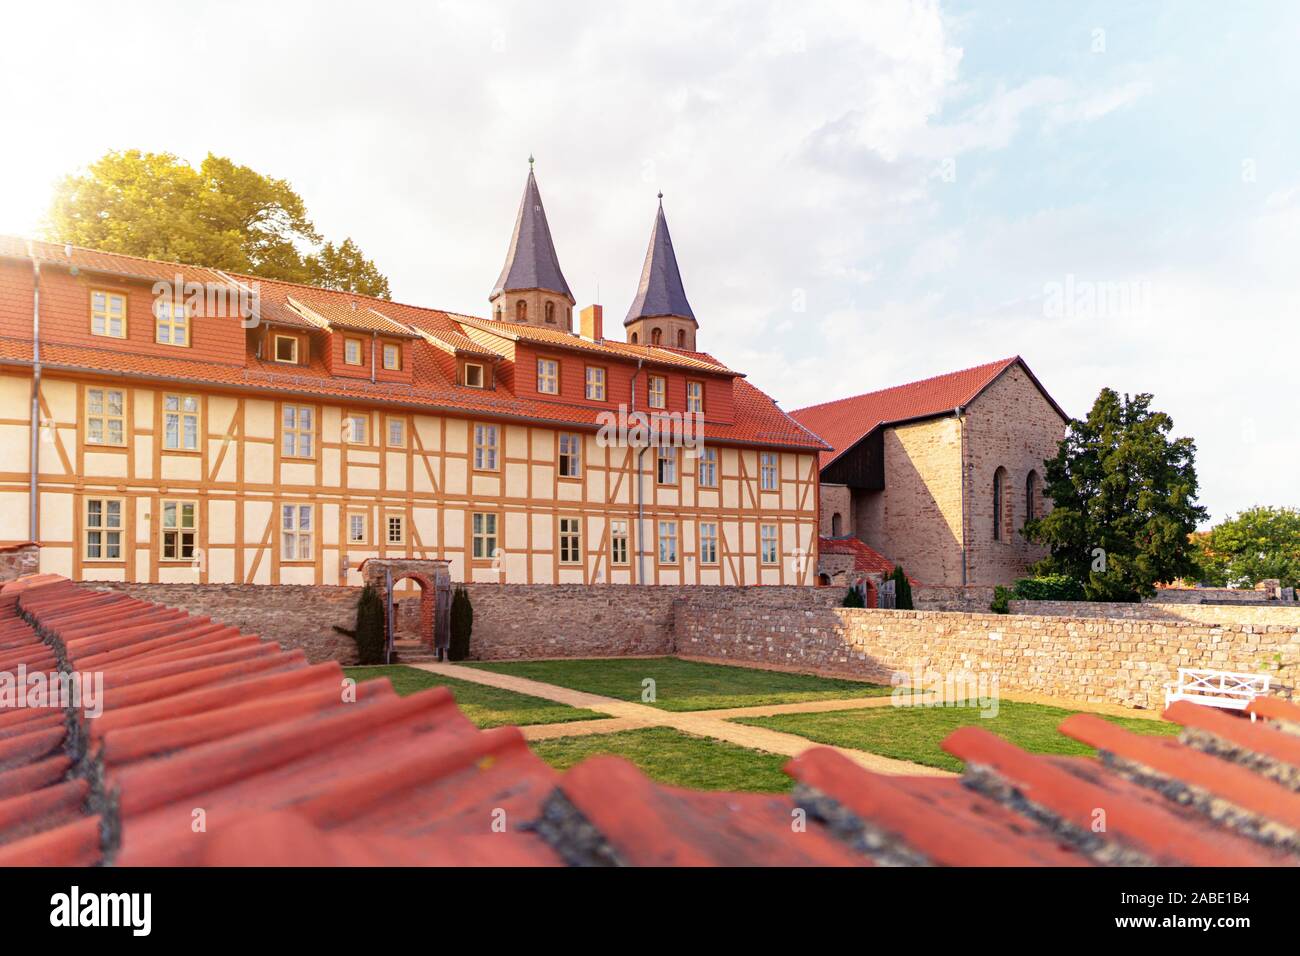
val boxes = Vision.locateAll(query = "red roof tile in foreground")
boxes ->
[0,573,1298,867]
[791,357,1065,468]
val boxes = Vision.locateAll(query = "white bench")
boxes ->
[1164,668,1271,721]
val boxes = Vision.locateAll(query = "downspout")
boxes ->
[955,405,967,587]
[630,358,647,584]
[27,242,42,544]
[370,331,377,384]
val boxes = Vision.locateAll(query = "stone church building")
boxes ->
[791,357,1068,590]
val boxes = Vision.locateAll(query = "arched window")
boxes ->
[630,332,639,344]
[831,512,843,536]
[516,300,527,322]
[992,467,1007,541]
[1025,470,1038,523]
[494,304,503,322]
[676,329,686,348]
[651,328,662,345]
[545,301,556,324]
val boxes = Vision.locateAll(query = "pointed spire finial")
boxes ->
[528,154,535,169]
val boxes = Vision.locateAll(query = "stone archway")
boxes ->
[360,558,452,659]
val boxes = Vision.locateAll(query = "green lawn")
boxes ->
[734,700,1181,772]
[464,657,892,711]
[530,727,792,793]
[344,665,603,729]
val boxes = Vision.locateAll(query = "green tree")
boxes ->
[891,565,913,610]
[1024,388,1207,601]
[1196,507,1300,589]
[45,149,390,298]
[448,585,474,662]
[350,583,387,665]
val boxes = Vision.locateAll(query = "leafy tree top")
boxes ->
[1196,506,1300,589]
[1024,388,1207,601]
[45,150,391,299]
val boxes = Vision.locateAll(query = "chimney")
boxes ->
[580,304,603,342]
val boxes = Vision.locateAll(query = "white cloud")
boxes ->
[0,0,1288,519]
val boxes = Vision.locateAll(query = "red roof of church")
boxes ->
[3,572,1298,867]
[791,357,1063,468]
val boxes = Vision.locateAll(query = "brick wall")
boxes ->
[88,580,1298,712]
[819,483,851,537]
[674,590,1298,711]
[0,543,39,582]
[1011,599,1300,628]
[961,363,1067,586]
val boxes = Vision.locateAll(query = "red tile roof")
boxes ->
[792,357,1063,468]
[817,536,897,576]
[1,573,1298,867]
[0,237,825,452]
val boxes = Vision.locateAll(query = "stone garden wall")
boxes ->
[87,580,1297,712]
[673,590,1298,712]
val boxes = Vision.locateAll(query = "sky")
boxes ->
[2,0,1297,523]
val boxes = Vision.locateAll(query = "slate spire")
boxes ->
[624,193,696,326]
[491,162,574,303]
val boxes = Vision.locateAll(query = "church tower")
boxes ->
[624,193,697,350]
[489,158,575,331]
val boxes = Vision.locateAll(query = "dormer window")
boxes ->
[344,338,363,365]
[686,381,704,414]
[274,335,299,364]
[155,299,189,346]
[463,362,485,388]
[90,291,126,338]
[382,343,401,370]
[537,358,559,394]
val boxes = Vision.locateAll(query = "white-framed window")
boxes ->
[558,516,582,565]
[585,366,606,401]
[387,417,404,447]
[697,447,718,488]
[686,381,704,414]
[155,298,189,346]
[162,393,199,451]
[658,520,678,565]
[464,362,485,388]
[471,512,498,560]
[86,388,125,446]
[84,498,123,561]
[347,511,368,545]
[760,452,779,491]
[386,515,405,545]
[344,412,368,444]
[760,524,779,565]
[699,522,719,565]
[90,290,126,338]
[382,343,401,370]
[281,504,313,561]
[160,500,198,561]
[610,519,629,566]
[282,405,314,458]
[648,374,666,409]
[344,338,363,365]
[559,433,582,478]
[656,445,677,485]
[473,423,498,470]
[537,358,559,394]
[274,335,299,363]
